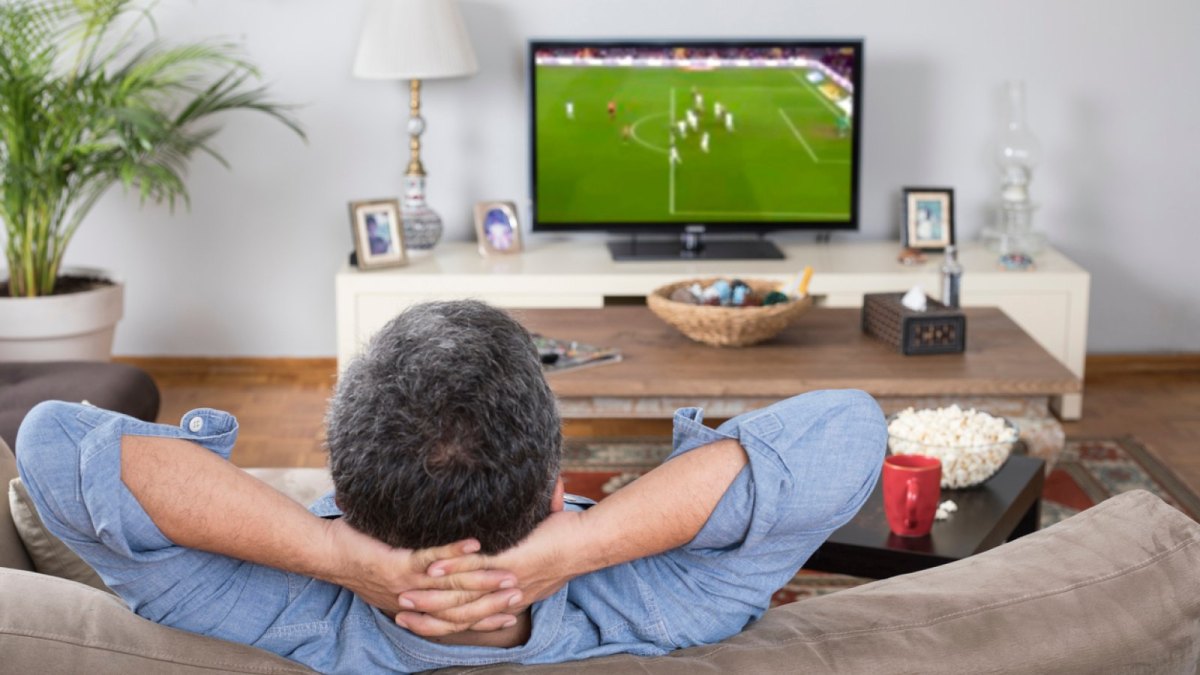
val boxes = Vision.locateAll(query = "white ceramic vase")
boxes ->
[0,267,124,361]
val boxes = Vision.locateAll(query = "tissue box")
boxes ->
[861,292,966,355]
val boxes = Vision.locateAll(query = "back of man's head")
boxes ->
[326,300,561,554]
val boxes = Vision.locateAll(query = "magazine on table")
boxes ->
[532,334,622,373]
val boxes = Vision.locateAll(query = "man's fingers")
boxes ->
[396,611,517,637]
[409,539,482,572]
[394,612,467,637]
[399,589,486,613]
[424,569,516,592]
[469,614,519,632]
[395,590,521,636]
[426,554,493,578]
[395,589,522,636]
[428,589,523,625]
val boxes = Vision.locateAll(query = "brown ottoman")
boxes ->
[0,362,160,447]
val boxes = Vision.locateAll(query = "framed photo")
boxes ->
[349,198,407,270]
[474,201,523,256]
[902,187,955,251]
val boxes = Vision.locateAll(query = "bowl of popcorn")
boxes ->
[886,406,1019,489]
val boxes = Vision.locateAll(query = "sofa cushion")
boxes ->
[8,478,112,593]
[436,489,1200,674]
[0,568,314,674]
[0,439,33,571]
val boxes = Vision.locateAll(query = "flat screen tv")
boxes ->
[529,39,863,260]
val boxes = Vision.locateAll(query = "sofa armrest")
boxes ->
[0,439,34,571]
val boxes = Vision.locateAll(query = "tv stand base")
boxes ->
[607,238,785,261]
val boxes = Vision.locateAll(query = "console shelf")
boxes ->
[335,239,1090,418]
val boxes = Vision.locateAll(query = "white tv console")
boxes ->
[335,239,1090,419]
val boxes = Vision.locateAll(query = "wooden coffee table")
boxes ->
[519,306,1080,467]
[803,454,1045,579]
[520,306,1078,404]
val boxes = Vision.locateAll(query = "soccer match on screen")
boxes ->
[533,44,857,225]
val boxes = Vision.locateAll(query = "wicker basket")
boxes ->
[647,278,813,347]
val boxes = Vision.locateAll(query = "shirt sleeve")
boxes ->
[14,401,287,641]
[633,391,887,648]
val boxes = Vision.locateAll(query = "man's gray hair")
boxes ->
[326,300,562,554]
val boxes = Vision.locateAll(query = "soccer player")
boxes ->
[700,131,710,154]
[724,111,735,132]
[607,100,616,121]
[565,101,575,120]
[714,101,724,118]
[693,89,703,111]
[836,115,851,138]
[669,139,681,165]
[686,109,699,131]
[621,124,632,143]
[676,119,688,138]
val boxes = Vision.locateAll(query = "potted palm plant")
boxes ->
[0,0,302,360]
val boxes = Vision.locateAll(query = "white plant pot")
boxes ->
[0,267,124,362]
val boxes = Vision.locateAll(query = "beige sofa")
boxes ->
[3,437,1199,674]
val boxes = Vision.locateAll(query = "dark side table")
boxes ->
[804,454,1045,579]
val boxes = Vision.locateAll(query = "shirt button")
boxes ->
[188,416,204,433]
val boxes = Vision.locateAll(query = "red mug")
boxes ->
[883,455,942,537]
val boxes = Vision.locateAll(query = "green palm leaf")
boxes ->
[0,0,304,296]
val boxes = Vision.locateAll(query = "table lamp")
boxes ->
[353,0,478,252]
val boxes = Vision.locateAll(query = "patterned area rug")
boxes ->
[561,436,1200,605]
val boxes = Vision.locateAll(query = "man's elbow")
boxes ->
[14,400,88,493]
[776,389,887,528]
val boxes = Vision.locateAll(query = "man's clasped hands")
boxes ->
[321,509,585,637]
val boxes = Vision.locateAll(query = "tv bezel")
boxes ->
[528,38,864,235]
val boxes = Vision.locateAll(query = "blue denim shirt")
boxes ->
[16,391,885,674]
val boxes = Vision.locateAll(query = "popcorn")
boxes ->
[887,406,1017,489]
[935,499,958,521]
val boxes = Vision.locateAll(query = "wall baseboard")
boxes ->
[116,356,337,384]
[1084,353,1200,378]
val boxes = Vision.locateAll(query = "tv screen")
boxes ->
[529,39,862,234]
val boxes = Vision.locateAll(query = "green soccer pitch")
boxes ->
[534,65,854,225]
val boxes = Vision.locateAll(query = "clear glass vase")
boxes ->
[400,175,443,254]
[984,81,1046,257]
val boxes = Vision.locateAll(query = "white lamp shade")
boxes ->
[353,0,478,80]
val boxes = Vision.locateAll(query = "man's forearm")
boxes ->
[120,434,342,581]
[569,438,749,576]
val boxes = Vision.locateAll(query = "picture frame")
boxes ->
[901,187,955,251]
[349,198,407,270]
[474,201,523,256]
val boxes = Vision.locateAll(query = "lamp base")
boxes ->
[401,174,442,251]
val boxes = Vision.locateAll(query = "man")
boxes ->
[669,138,682,165]
[16,301,885,673]
[565,100,575,120]
[700,131,711,154]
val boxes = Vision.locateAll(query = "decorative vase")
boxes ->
[400,175,443,254]
[984,81,1047,257]
[0,267,124,361]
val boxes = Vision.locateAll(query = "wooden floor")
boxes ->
[119,355,1200,497]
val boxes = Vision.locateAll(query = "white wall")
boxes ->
[61,0,1200,356]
